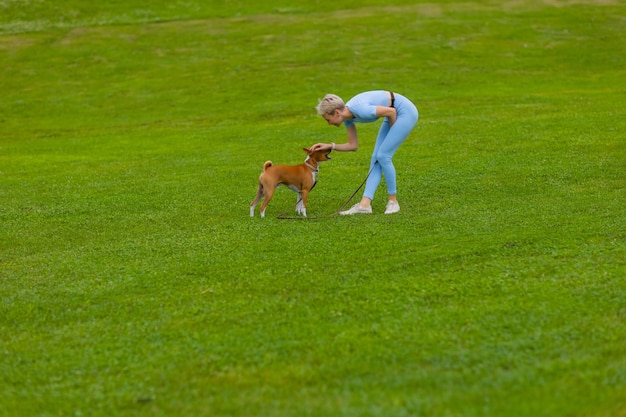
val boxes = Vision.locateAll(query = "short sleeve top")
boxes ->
[343,90,389,127]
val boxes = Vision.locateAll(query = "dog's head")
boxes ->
[303,147,332,162]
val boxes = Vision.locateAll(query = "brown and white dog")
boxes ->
[250,147,332,218]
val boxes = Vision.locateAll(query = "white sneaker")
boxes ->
[384,201,400,214]
[340,203,372,215]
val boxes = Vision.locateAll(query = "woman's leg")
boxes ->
[362,119,390,202]
[375,115,416,196]
[357,96,418,210]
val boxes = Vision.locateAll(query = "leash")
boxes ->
[276,163,376,220]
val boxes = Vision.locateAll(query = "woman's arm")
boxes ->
[341,124,359,151]
[376,106,397,126]
[311,124,359,152]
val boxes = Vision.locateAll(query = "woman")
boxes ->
[311,90,418,215]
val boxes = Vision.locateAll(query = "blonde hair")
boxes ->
[316,94,345,115]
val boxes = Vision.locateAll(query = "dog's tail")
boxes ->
[262,161,273,171]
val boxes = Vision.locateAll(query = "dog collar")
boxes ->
[304,157,318,172]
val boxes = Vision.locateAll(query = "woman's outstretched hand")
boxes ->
[310,143,331,152]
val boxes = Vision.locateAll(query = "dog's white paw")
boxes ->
[260,210,266,218]
[250,206,255,217]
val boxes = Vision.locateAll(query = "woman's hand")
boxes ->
[310,143,332,152]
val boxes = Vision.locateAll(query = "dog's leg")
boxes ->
[300,189,309,217]
[259,186,275,219]
[250,184,264,217]
[295,192,304,215]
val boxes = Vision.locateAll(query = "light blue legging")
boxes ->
[363,94,418,200]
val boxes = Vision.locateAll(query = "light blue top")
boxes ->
[343,90,390,127]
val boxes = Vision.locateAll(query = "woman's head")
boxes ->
[316,94,344,115]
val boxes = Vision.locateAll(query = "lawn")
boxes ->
[1,1,625,416]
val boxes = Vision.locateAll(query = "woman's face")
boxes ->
[323,109,343,127]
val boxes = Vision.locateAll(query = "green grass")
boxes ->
[1,1,625,416]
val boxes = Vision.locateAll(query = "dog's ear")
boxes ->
[303,147,311,154]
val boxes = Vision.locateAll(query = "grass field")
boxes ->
[1,1,625,416]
